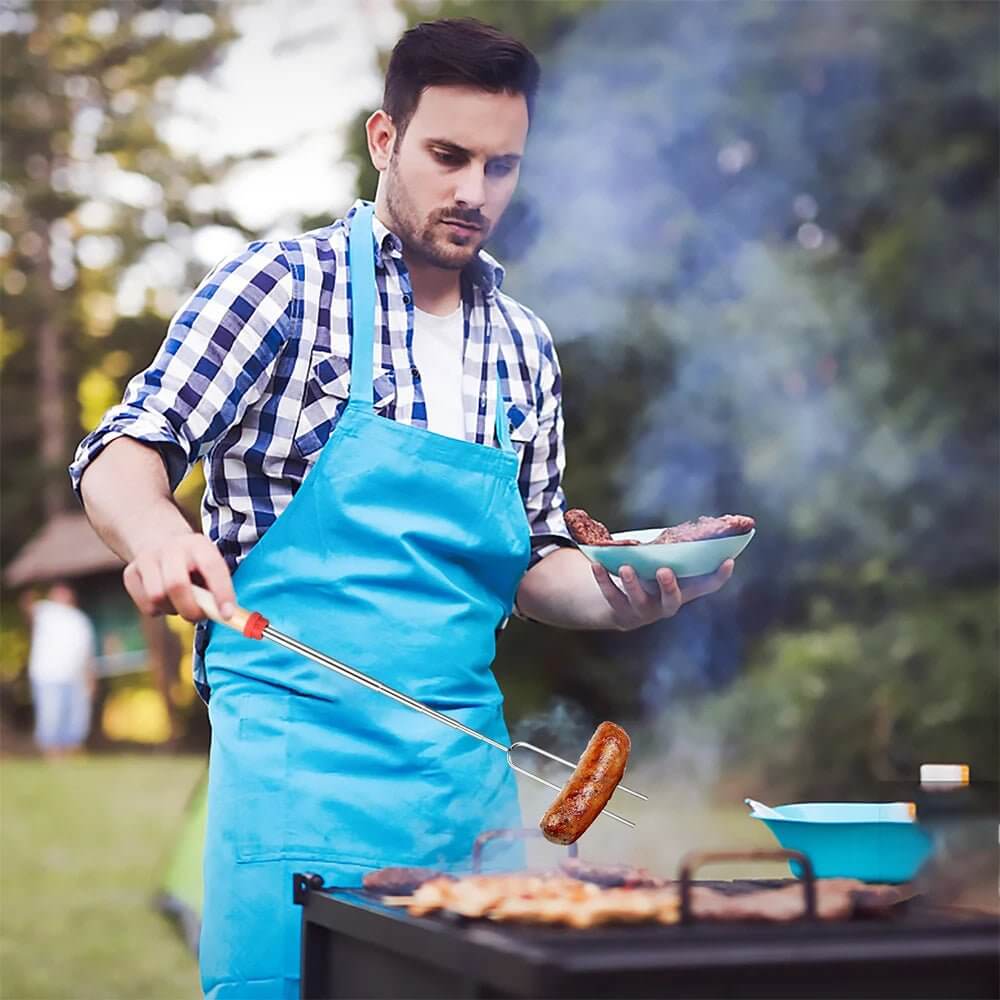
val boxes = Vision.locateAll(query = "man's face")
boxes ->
[380,85,529,270]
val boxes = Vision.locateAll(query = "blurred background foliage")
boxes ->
[2,0,997,800]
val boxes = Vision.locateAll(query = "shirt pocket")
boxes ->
[293,351,396,458]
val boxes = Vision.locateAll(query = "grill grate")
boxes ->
[294,831,997,998]
[296,882,999,999]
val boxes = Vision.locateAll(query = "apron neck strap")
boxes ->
[494,372,514,454]
[347,202,377,407]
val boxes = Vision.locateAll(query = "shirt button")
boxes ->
[402,293,412,305]
[410,365,420,380]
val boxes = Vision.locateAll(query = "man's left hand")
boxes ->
[589,559,735,631]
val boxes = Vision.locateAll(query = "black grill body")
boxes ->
[294,878,999,999]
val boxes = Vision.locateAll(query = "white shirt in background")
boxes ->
[27,600,96,685]
[411,305,466,441]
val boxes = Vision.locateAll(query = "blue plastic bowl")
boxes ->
[749,802,934,884]
[579,528,755,581]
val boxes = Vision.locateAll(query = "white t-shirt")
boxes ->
[27,600,96,684]
[412,305,466,441]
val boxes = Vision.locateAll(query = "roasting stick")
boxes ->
[192,587,647,827]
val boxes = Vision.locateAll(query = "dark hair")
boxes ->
[383,18,540,136]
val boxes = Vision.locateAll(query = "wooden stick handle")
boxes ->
[191,584,257,636]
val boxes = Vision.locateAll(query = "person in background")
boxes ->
[22,582,97,758]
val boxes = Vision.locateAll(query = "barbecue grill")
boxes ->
[293,839,998,999]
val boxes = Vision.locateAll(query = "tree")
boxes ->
[0,0,262,745]
[1,0,253,564]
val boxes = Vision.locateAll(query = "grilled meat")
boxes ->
[540,722,631,846]
[565,509,641,546]
[381,873,909,927]
[395,873,679,927]
[559,858,666,889]
[405,875,593,919]
[489,886,680,928]
[652,514,755,544]
[362,867,450,895]
[566,508,755,547]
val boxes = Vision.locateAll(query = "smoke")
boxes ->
[505,698,782,875]
[510,695,594,756]
[498,0,996,708]
[510,703,782,876]
[488,1,995,870]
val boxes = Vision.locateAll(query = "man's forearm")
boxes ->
[515,547,624,630]
[78,437,194,563]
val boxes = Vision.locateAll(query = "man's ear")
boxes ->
[366,109,397,172]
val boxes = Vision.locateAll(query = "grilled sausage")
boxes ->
[540,722,631,845]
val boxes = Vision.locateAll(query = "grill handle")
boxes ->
[293,871,325,905]
[471,827,579,873]
[677,848,817,924]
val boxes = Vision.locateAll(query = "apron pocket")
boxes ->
[201,856,381,999]
[234,692,292,863]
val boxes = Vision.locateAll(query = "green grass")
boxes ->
[0,754,788,1000]
[1,755,204,1000]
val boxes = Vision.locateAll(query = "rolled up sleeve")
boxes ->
[518,317,574,570]
[69,241,295,500]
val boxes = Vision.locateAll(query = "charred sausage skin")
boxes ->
[540,722,631,845]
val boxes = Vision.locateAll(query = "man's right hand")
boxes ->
[123,532,236,623]
[78,437,237,625]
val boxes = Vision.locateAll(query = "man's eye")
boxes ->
[486,161,515,178]
[433,150,461,165]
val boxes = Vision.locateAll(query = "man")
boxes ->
[72,18,733,997]
[22,583,96,758]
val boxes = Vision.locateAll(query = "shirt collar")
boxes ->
[347,200,504,296]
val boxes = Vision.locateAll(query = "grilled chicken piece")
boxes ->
[488,887,680,928]
[396,874,680,927]
[382,873,908,927]
[405,875,592,918]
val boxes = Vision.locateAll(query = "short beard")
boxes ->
[384,156,487,271]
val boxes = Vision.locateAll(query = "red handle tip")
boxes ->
[243,612,269,640]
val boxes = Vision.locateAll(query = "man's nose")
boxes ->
[453,165,487,210]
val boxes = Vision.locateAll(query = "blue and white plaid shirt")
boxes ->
[71,202,571,694]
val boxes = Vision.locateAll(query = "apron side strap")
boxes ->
[494,372,515,454]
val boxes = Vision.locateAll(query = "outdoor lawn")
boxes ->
[1,755,204,1000]
[0,752,784,1000]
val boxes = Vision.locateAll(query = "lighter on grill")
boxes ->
[192,586,646,829]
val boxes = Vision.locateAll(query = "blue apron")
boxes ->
[199,203,531,999]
